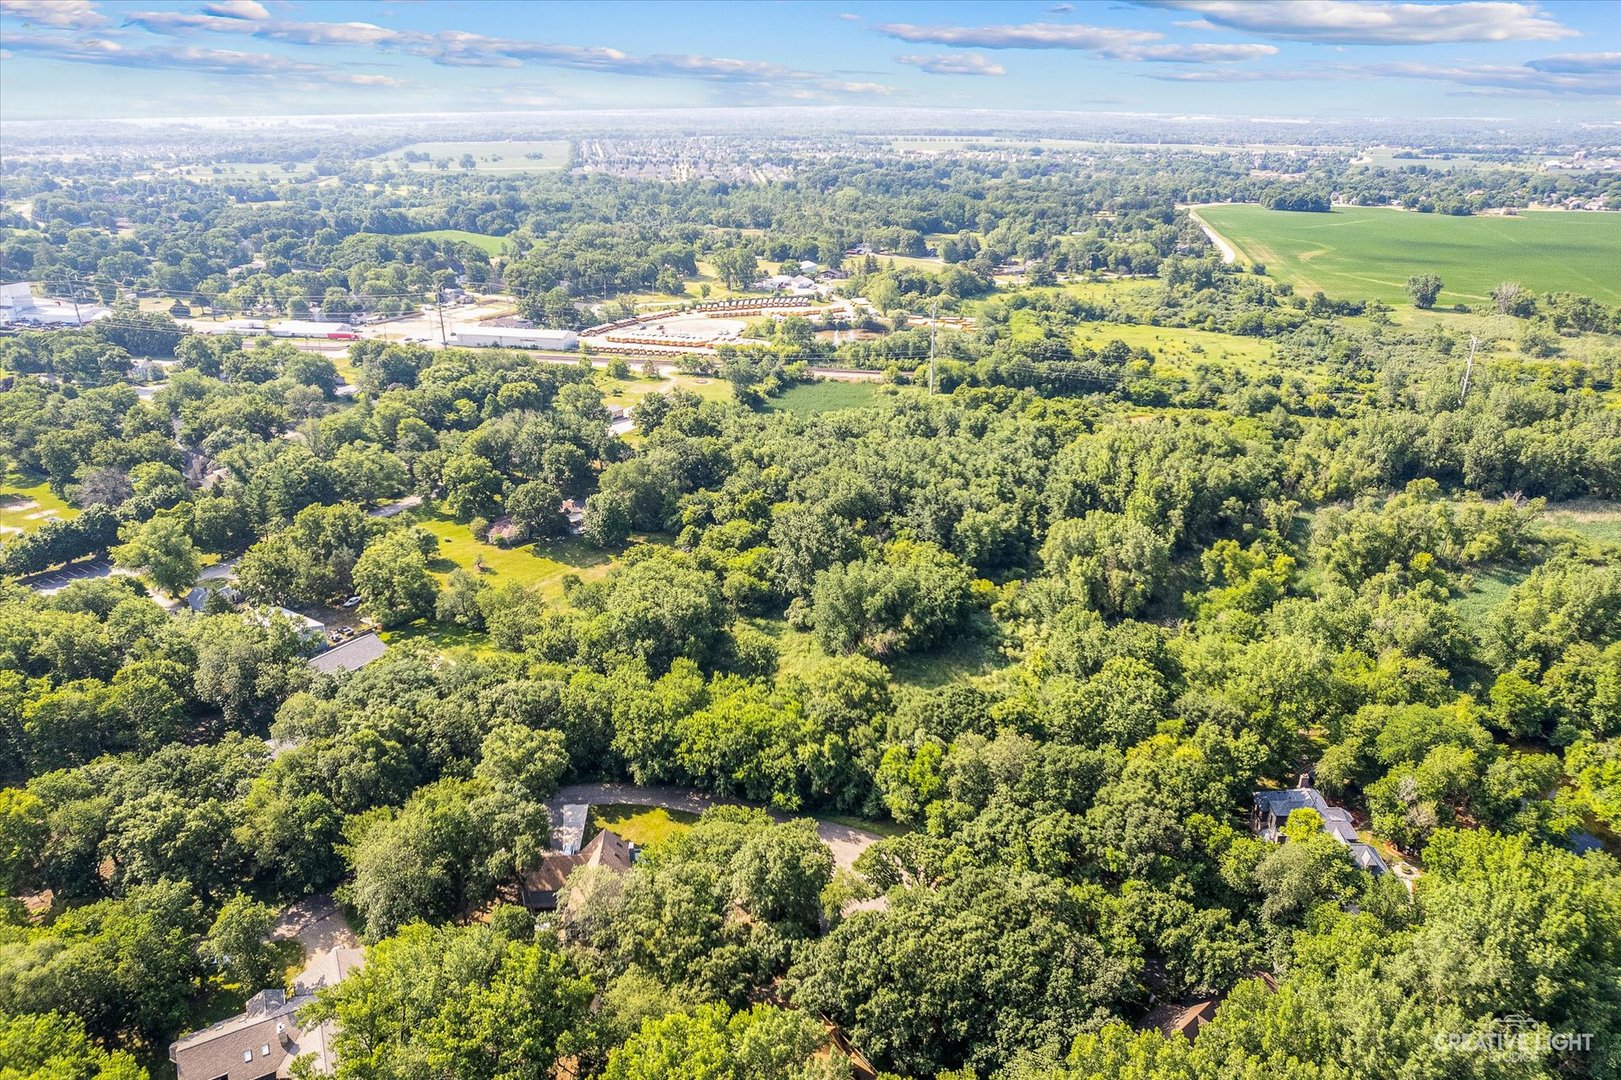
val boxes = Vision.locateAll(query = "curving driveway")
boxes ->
[547,782,884,869]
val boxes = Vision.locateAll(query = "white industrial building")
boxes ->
[449,327,578,350]
[191,319,268,336]
[0,281,111,326]
[269,320,356,338]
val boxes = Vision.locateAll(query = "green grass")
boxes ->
[0,473,75,535]
[1196,205,1621,307]
[380,229,508,256]
[1452,565,1527,636]
[590,804,698,847]
[766,381,888,416]
[598,371,733,409]
[751,616,1008,691]
[410,506,619,600]
[378,140,569,173]
[1537,500,1621,549]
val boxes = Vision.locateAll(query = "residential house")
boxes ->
[169,990,326,1080]
[520,828,633,912]
[307,632,387,675]
[169,952,366,1080]
[1252,779,1387,874]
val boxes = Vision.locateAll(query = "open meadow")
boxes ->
[1197,205,1621,307]
[377,140,570,173]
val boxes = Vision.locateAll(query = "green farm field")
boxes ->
[765,380,888,416]
[378,140,570,173]
[1196,205,1621,307]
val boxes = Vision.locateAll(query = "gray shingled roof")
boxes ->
[1253,784,1388,875]
[307,632,387,675]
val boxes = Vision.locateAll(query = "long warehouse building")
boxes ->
[449,327,578,350]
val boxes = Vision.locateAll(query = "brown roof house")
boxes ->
[521,829,633,912]
[170,949,366,1080]
[1137,998,1221,1041]
[169,989,327,1080]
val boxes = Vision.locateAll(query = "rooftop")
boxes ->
[308,632,388,675]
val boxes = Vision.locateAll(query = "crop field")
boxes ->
[765,380,888,416]
[1196,205,1621,307]
[378,140,570,173]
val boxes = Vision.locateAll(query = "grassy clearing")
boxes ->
[409,505,619,600]
[1076,321,1278,374]
[598,371,732,409]
[0,474,75,535]
[1452,565,1527,636]
[381,229,508,256]
[766,381,888,416]
[753,616,1008,691]
[1356,148,1529,172]
[590,804,698,847]
[870,253,948,273]
[379,140,569,173]
[1197,204,1621,307]
[1538,500,1621,549]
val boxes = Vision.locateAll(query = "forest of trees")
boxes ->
[1,133,1619,1080]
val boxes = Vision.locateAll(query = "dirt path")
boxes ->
[1190,210,1238,264]
[547,782,885,869]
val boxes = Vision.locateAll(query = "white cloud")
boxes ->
[875,20,1159,51]
[0,0,107,30]
[1105,42,1278,62]
[1138,1,1577,45]
[0,29,398,86]
[1150,56,1620,97]
[897,52,1008,76]
[1527,52,1621,75]
[202,0,270,20]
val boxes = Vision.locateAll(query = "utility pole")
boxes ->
[435,289,448,347]
[1459,334,1478,405]
[928,300,939,395]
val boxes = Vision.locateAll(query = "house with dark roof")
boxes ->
[170,950,366,1080]
[307,632,387,675]
[169,989,326,1080]
[1138,998,1220,1041]
[1252,779,1388,874]
[521,828,633,912]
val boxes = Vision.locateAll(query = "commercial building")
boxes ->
[0,281,111,326]
[448,326,579,350]
[268,320,357,339]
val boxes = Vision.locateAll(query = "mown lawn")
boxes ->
[0,473,75,535]
[590,804,698,847]
[409,505,617,600]
[375,229,508,256]
[1196,204,1621,307]
[598,371,732,409]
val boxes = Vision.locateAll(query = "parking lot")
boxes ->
[18,558,119,593]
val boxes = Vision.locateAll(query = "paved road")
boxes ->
[547,782,884,869]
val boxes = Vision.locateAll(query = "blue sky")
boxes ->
[0,0,1616,120]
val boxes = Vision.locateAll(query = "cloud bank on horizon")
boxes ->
[0,0,1614,119]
